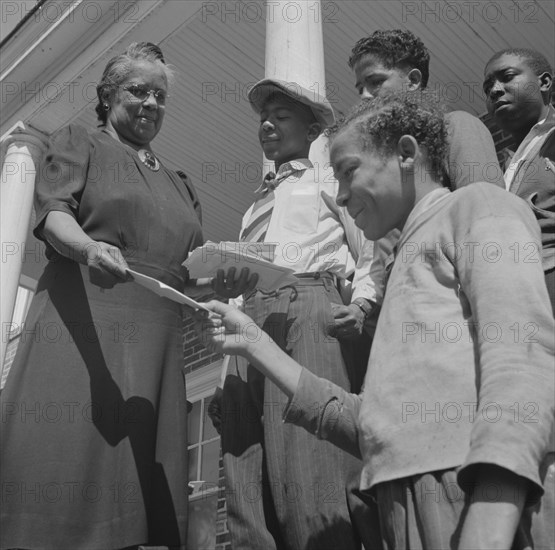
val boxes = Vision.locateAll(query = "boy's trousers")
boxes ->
[373,459,554,550]
[219,276,376,550]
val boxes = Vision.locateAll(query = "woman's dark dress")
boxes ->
[0,125,203,550]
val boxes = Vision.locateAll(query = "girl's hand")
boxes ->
[193,300,265,356]
[195,301,302,399]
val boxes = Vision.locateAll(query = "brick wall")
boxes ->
[215,451,232,550]
[182,310,232,549]
[182,312,222,375]
[478,111,514,162]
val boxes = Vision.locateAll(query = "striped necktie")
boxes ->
[240,168,297,242]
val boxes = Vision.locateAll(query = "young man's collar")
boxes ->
[399,187,451,239]
[538,103,555,129]
[524,103,555,140]
[277,158,313,175]
[254,159,313,194]
[506,104,555,156]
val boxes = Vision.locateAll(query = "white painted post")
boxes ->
[263,0,329,172]
[1,123,48,368]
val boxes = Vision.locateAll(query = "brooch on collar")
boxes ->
[138,149,160,171]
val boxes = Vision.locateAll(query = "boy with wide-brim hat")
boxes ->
[212,77,379,550]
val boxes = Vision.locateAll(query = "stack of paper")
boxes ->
[183,241,297,293]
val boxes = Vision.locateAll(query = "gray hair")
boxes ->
[95,42,174,123]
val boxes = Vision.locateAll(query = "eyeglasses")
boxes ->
[121,84,168,105]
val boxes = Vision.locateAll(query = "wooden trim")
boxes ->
[186,359,223,400]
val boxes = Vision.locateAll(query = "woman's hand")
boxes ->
[85,241,131,288]
[212,267,259,299]
[42,212,131,289]
[194,300,266,356]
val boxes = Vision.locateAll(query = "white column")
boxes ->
[0,123,48,367]
[264,0,328,172]
[265,0,325,83]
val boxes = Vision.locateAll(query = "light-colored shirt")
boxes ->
[239,158,376,303]
[284,183,554,502]
[504,105,555,191]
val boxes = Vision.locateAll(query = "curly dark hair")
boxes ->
[328,91,448,183]
[95,42,173,124]
[348,29,430,88]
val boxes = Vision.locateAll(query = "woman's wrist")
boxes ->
[82,240,102,264]
[43,211,96,265]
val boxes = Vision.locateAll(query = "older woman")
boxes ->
[0,43,200,549]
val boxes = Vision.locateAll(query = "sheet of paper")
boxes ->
[183,242,297,293]
[127,269,210,311]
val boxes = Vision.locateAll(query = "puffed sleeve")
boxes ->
[33,124,91,240]
[176,170,202,225]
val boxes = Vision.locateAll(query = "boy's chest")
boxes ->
[509,130,555,205]
[387,237,460,301]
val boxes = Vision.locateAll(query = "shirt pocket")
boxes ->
[281,187,320,234]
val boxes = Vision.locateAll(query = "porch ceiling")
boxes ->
[5,0,554,244]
